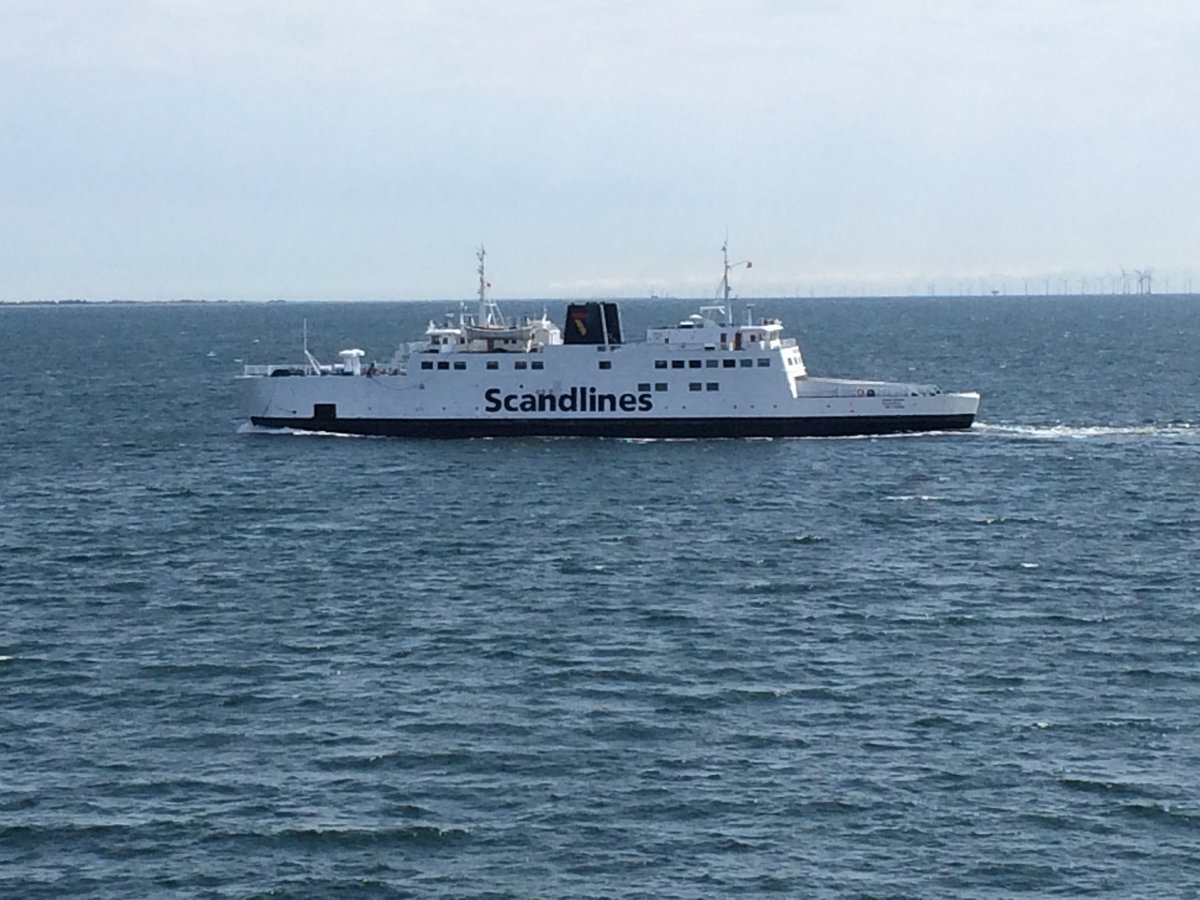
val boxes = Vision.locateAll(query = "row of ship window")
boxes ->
[636,383,721,392]
[419,359,545,371]
[419,358,772,371]
[653,358,770,369]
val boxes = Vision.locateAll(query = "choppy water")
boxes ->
[2,295,1199,898]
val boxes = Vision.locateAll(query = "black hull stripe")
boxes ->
[250,414,976,439]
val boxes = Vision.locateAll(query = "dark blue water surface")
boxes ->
[2,295,1199,898]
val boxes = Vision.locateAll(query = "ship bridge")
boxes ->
[646,314,787,352]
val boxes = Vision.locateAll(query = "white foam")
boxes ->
[237,422,287,435]
[975,422,1197,441]
[236,421,373,439]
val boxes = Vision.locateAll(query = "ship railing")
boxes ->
[793,377,943,398]
[243,364,317,377]
[387,341,430,376]
[243,364,297,376]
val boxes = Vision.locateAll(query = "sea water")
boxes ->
[2,295,1198,898]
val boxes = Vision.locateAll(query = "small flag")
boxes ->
[746,261,753,269]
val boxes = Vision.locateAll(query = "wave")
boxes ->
[1108,803,1200,829]
[220,825,473,848]
[0,822,471,849]
[1060,776,1160,799]
[975,421,1197,441]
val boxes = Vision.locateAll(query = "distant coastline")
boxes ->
[0,301,243,309]
[3,292,1196,307]
[0,298,283,306]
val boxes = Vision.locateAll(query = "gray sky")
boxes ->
[2,0,1197,301]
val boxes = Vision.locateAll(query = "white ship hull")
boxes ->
[242,344,979,439]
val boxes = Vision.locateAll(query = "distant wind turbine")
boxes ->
[1133,268,1154,295]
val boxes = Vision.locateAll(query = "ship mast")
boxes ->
[720,238,752,325]
[475,244,505,328]
[476,245,488,325]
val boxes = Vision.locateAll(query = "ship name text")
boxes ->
[484,387,653,414]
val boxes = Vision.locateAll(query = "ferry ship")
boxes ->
[240,246,980,438]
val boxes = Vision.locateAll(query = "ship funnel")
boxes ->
[563,302,622,345]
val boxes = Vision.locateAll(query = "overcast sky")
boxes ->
[2,0,1197,301]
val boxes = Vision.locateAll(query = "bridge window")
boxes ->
[706,359,719,368]
[689,382,702,392]
[671,360,685,369]
[486,361,498,370]
[757,358,771,367]
[740,359,753,368]
[654,360,667,369]
[532,361,544,370]
[515,361,527,370]
[453,361,466,370]
[437,361,449,370]
[420,361,433,370]
[723,359,736,368]
[655,383,668,392]
[638,383,651,392]
[598,360,612,370]
[689,360,701,368]
[706,383,719,391]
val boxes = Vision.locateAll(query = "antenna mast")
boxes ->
[720,238,752,324]
[302,318,322,375]
[476,244,505,327]
[476,245,488,324]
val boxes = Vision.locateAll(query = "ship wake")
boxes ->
[975,422,1197,441]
